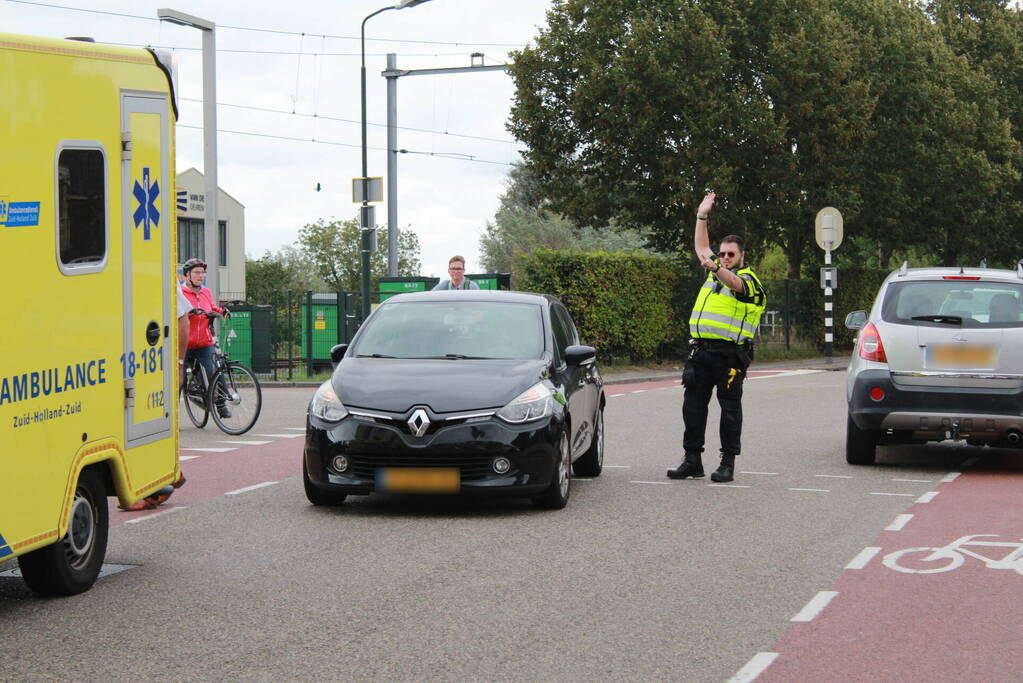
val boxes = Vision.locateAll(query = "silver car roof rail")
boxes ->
[897,261,909,277]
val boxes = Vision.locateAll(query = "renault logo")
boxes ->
[407,409,431,437]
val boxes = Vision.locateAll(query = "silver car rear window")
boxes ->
[882,280,1023,328]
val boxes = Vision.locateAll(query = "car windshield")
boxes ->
[352,300,545,360]
[882,280,1023,328]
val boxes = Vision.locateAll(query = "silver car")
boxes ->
[844,262,1023,464]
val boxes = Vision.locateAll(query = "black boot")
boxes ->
[711,453,735,482]
[667,452,705,479]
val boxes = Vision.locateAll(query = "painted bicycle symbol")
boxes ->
[883,534,1023,575]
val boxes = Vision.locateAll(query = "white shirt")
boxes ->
[177,287,192,318]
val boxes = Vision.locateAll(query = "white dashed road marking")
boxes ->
[729,652,779,683]
[885,513,913,531]
[791,591,839,622]
[870,492,915,498]
[225,481,278,495]
[254,433,305,439]
[892,478,933,483]
[789,488,829,493]
[815,474,853,479]
[941,471,961,483]
[631,480,673,485]
[217,440,273,446]
[916,491,940,504]
[180,455,201,461]
[181,447,236,453]
[845,546,882,569]
[124,506,187,524]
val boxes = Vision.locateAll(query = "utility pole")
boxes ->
[382,54,508,277]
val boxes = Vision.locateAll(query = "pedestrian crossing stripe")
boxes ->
[0,533,11,560]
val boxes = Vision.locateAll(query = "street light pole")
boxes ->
[157,8,219,302]
[359,0,432,320]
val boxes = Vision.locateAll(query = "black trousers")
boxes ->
[681,344,749,457]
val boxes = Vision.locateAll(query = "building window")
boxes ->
[178,218,227,267]
[57,147,106,270]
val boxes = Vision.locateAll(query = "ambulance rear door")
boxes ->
[121,92,172,446]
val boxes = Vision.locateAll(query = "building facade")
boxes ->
[176,167,246,301]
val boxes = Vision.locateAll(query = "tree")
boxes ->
[296,217,422,291]
[245,246,326,305]
[480,163,654,279]
[508,0,1021,275]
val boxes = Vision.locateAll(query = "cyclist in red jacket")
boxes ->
[180,258,231,418]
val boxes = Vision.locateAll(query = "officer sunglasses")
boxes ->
[718,251,737,258]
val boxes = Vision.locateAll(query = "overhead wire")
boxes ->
[3,0,527,48]
[175,124,514,166]
[177,97,523,146]
[8,0,523,168]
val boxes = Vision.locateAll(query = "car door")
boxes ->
[550,302,592,457]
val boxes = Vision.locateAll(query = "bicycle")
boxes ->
[883,534,1023,575]
[180,308,263,435]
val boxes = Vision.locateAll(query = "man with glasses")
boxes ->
[667,191,766,483]
[432,255,480,290]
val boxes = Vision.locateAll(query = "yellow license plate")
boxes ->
[930,344,995,368]
[376,467,460,494]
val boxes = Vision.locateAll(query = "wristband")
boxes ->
[697,213,709,220]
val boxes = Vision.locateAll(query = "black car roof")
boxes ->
[382,290,556,306]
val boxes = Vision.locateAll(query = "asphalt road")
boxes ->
[0,369,1018,681]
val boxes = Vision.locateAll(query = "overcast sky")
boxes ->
[3,0,554,279]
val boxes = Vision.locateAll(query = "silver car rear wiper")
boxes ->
[911,315,963,325]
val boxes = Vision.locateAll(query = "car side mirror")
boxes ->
[844,311,867,330]
[565,344,597,367]
[330,343,348,369]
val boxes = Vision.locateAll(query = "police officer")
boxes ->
[667,192,766,483]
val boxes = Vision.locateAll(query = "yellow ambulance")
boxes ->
[0,33,180,594]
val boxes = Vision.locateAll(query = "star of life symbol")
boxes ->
[407,408,431,438]
[133,167,160,240]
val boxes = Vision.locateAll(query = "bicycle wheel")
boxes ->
[208,362,262,435]
[181,363,210,428]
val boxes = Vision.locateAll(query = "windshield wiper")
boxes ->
[414,354,493,360]
[357,353,397,358]
[911,315,963,325]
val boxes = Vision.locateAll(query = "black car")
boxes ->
[303,291,605,509]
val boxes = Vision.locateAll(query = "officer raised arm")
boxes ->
[694,192,745,294]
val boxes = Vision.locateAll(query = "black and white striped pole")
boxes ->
[814,207,844,364]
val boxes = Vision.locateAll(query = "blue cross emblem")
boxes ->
[132,167,160,240]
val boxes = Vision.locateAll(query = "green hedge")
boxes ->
[519,250,682,360]
[520,251,891,357]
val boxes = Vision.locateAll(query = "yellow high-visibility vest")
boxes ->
[688,266,766,342]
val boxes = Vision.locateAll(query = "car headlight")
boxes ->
[496,382,554,424]
[310,381,349,423]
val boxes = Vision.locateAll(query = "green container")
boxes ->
[378,276,440,302]
[299,293,341,370]
[220,305,271,374]
[466,273,511,290]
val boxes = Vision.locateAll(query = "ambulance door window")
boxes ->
[56,147,107,273]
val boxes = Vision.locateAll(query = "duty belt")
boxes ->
[691,338,747,349]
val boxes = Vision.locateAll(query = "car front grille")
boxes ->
[346,452,497,481]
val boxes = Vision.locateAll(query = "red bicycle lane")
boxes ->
[749,457,1023,682]
[109,436,304,526]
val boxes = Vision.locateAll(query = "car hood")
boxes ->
[332,357,549,414]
